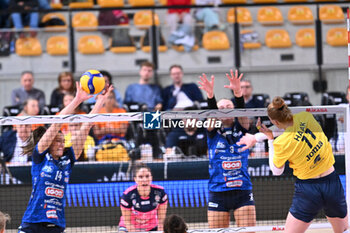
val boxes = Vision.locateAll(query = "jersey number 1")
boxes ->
[301,128,316,148]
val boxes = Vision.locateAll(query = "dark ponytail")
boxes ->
[164,214,188,233]
[22,126,47,155]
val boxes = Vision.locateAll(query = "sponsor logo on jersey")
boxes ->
[162,194,168,202]
[208,202,218,208]
[120,199,129,207]
[216,142,226,149]
[42,165,53,173]
[45,187,64,199]
[155,195,160,202]
[46,210,58,219]
[141,200,150,205]
[222,161,242,170]
[41,172,52,178]
[64,177,69,183]
[226,180,243,187]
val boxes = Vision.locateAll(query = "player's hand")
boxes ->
[256,117,273,140]
[224,69,243,96]
[237,133,257,151]
[75,81,93,102]
[198,73,215,99]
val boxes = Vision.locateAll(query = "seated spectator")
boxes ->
[93,91,128,144]
[162,64,203,110]
[195,0,224,33]
[0,124,32,163]
[59,93,86,133]
[50,72,76,107]
[18,98,44,130]
[85,70,123,107]
[11,71,46,110]
[0,211,10,233]
[124,61,163,111]
[233,79,264,108]
[163,214,188,233]
[9,0,39,37]
[165,118,207,157]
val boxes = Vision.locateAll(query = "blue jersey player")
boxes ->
[198,70,256,231]
[18,82,113,233]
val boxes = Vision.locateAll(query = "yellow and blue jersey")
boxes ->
[273,112,334,179]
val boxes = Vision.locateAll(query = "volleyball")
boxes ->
[80,70,105,94]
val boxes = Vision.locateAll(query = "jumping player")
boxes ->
[18,83,113,233]
[198,70,256,231]
[119,164,168,232]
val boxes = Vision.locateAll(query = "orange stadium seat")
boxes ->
[257,7,284,25]
[227,8,253,26]
[47,36,69,55]
[50,2,63,8]
[41,13,67,30]
[16,38,42,56]
[72,12,98,31]
[253,0,277,3]
[222,0,247,4]
[265,29,292,48]
[109,38,137,53]
[133,10,160,29]
[283,0,307,3]
[288,6,313,25]
[326,28,347,46]
[241,30,261,49]
[202,31,230,50]
[319,5,345,24]
[295,28,315,47]
[69,0,94,8]
[129,0,155,7]
[172,44,199,52]
[78,35,105,54]
[159,0,167,5]
[97,0,124,7]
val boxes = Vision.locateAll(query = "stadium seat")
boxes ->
[78,35,105,54]
[110,38,137,53]
[46,36,69,55]
[202,31,230,50]
[140,37,168,53]
[72,12,98,31]
[322,92,347,105]
[257,7,284,25]
[326,28,347,47]
[41,13,67,30]
[172,44,199,52]
[283,92,310,106]
[222,0,247,4]
[133,10,160,29]
[295,28,315,47]
[288,6,313,25]
[283,0,307,3]
[97,0,123,7]
[265,29,291,48]
[42,105,61,115]
[227,8,253,26]
[253,94,270,107]
[69,0,94,8]
[16,38,42,56]
[129,0,155,7]
[2,105,21,117]
[253,0,277,3]
[50,2,63,8]
[319,5,345,24]
[241,30,261,49]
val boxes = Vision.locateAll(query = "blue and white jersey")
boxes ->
[207,120,251,192]
[21,145,76,228]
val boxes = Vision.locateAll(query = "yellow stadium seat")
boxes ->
[97,0,124,7]
[253,0,277,3]
[241,30,261,49]
[326,28,347,46]
[133,10,160,29]
[129,0,155,7]
[72,12,98,31]
[78,35,105,54]
[109,38,137,53]
[257,7,284,25]
[202,31,230,50]
[283,0,307,2]
[288,6,313,25]
[172,44,199,52]
[227,8,252,26]
[47,36,69,55]
[69,0,94,8]
[319,5,345,24]
[16,38,42,56]
[222,0,247,4]
[159,0,167,5]
[140,37,168,53]
[41,13,67,30]
[265,29,292,48]
[50,2,63,8]
[295,28,315,47]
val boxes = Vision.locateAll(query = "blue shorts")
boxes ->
[208,190,255,212]
[290,171,347,223]
[18,222,65,233]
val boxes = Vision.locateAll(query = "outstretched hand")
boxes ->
[237,133,256,151]
[95,85,114,106]
[224,69,243,96]
[198,73,215,99]
[256,117,273,140]
[75,81,93,103]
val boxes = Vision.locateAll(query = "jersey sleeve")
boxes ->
[32,144,49,164]
[120,192,132,209]
[66,147,76,167]
[273,140,290,168]
[159,188,168,204]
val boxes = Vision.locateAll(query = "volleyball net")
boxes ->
[0,104,349,232]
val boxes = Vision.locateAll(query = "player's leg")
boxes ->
[208,210,230,228]
[284,212,312,233]
[233,205,256,233]
[326,215,348,233]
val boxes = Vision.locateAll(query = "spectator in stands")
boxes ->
[11,71,46,109]
[93,91,128,144]
[0,211,10,233]
[50,71,76,107]
[163,214,188,233]
[0,124,32,163]
[59,93,86,134]
[0,0,9,28]
[234,79,264,108]
[38,0,50,9]
[124,61,162,111]
[18,98,44,131]
[162,65,203,110]
[119,163,168,232]
[86,70,123,107]
[9,0,39,37]
[195,0,224,32]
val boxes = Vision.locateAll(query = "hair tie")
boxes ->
[277,105,284,111]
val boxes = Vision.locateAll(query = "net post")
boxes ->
[344,104,350,226]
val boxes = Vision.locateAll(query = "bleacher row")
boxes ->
[13,4,348,56]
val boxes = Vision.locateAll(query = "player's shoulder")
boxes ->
[123,184,138,195]
[295,111,313,119]
[151,184,165,191]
